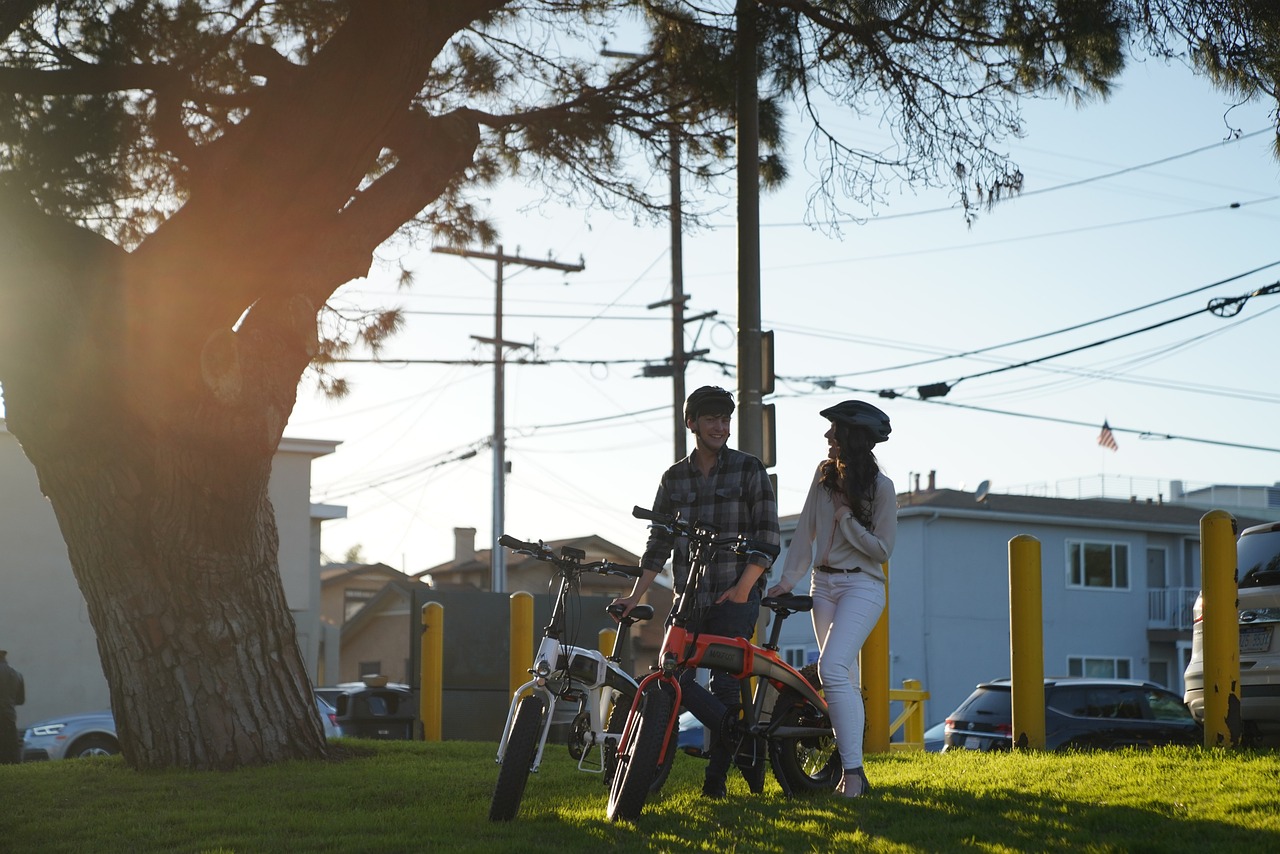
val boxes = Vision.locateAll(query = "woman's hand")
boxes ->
[766,584,790,598]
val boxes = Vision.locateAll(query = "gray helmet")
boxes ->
[685,386,735,422]
[820,400,891,443]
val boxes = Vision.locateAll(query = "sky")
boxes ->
[285,56,1280,575]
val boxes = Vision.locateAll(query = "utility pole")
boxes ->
[431,244,585,593]
[735,0,764,461]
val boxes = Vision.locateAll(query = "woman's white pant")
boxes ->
[811,570,886,771]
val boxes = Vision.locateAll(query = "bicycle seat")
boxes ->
[763,594,813,613]
[606,603,655,623]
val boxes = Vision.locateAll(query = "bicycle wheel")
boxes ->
[488,694,546,821]
[606,682,675,822]
[605,685,677,794]
[769,688,840,794]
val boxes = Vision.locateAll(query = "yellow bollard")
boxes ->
[599,626,617,658]
[510,591,534,699]
[862,561,891,754]
[902,678,925,747]
[1201,509,1241,748]
[420,601,443,742]
[1009,535,1045,750]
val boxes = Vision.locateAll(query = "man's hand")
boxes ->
[715,582,754,605]
[609,594,638,622]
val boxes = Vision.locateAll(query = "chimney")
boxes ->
[454,527,477,563]
[913,473,921,493]
[928,470,936,492]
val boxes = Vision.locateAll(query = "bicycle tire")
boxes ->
[488,694,546,821]
[606,682,675,822]
[769,687,840,795]
[604,686,677,794]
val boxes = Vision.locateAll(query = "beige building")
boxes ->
[0,420,344,726]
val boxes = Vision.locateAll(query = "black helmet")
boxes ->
[685,386,735,422]
[820,400,891,443]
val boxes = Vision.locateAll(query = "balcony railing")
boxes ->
[1148,587,1198,631]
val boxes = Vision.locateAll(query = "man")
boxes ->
[0,649,25,764]
[611,385,780,798]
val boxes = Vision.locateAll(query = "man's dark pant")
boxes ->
[676,589,762,787]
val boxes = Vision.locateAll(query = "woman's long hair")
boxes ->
[819,422,880,530]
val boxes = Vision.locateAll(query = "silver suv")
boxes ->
[1183,520,1280,746]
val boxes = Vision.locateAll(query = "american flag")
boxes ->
[1097,421,1118,452]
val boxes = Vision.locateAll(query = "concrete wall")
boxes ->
[0,423,340,727]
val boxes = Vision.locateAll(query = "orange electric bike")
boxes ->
[606,506,840,821]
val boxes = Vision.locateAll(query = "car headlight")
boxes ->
[29,723,66,737]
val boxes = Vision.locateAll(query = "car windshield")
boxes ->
[1239,528,1280,587]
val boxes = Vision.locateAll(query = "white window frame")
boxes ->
[1066,655,1132,679]
[782,646,810,669]
[1065,539,1131,591]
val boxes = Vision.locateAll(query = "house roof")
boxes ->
[417,534,641,581]
[341,573,433,637]
[890,488,1272,532]
[320,562,404,585]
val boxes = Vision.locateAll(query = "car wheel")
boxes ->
[68,735,119,759]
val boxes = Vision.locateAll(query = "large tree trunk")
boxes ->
[30,429,327,770]
[0,0,484,770]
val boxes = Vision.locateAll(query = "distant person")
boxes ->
[767,401,897,798]
[0,649,25,764]
[610,385,780,799]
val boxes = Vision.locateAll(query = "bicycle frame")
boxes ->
[493,537,650,775]
[615,507,834,797]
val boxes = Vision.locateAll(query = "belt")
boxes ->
[816,565,861,574]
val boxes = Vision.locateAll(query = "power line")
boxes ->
[759,127,1276,228]
[903,396,1280,455]
[883,281,1280,399]
[783,258,1280,381]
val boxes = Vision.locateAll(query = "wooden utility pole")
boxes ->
[432,244,585,593]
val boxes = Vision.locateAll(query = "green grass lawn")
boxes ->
[4,740,1279,853]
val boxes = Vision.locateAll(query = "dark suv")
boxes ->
[1183,520,1280,746]
[944,677,1201,752]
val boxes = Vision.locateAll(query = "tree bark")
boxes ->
[0,2,483,769]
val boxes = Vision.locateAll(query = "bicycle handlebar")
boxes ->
[498,534,643,578]
[631,505,779,562]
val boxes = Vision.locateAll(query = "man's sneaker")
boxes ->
[701,777,727,799]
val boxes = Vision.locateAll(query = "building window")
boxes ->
[343,589,376,622]
[1066,540,1129,590]
[358,660,382,678]
[782,646,809,669]
[1067,656,1131,679]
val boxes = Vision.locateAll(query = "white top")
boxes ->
[776,464,897,589]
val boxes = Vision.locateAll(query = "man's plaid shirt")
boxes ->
[640,446,780,600]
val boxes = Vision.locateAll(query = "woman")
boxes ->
[767,400,896,798]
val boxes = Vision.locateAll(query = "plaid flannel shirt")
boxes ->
[640,446,780,601]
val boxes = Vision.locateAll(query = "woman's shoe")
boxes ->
[838,766,872,798]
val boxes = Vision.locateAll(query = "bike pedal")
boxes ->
[682,747,710,760]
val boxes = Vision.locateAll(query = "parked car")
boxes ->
[922,721,946,753]
[22,694,342,761]
[943,677,1201,752]
[1183,520,1280,746]
[22,709,118,761]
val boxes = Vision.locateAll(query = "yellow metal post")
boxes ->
[510,591,534,699]
[902,678,925,746]
[862,561,891,753]
[599,626,617,658]
[1201,509,1241,748]
[1009,535,1045,750]
[420,601,443,742]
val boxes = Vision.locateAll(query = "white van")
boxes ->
[1183,521,1280,746]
